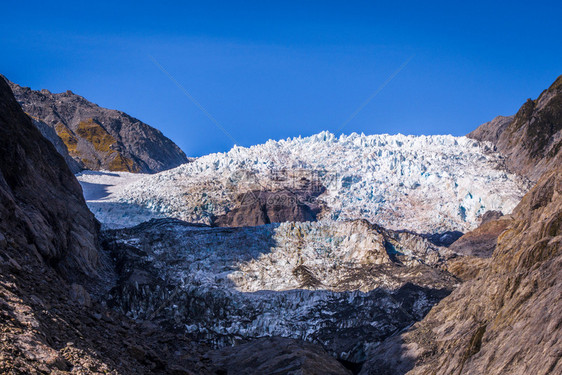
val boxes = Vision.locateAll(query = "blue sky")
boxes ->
[1,1,561,156]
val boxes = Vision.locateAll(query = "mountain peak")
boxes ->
[468,75,562,182]
[4,77,189,174]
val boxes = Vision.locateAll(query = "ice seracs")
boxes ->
[78,131,528,233]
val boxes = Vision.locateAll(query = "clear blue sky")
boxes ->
[1,1,561,156]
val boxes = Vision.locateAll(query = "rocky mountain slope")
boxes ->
[359,75,562,375]
[0,70,213,374]
[5,77,188,173]
[77,132,528,233]
[469,75,562,182]
[360,166,562,375]
[0,75,100,280]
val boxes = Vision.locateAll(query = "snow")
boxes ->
[76,171,158,229]
[77,131,529,233]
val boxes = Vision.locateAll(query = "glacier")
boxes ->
[84,131,532,365]
[103,218,456,362]
[78,131,529,233]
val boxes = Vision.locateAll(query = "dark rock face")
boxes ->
[30,117,83,173]
[479,210,503,224]
[0,76,212,374]
[359,167,562,375]
[207,337,352,375]
[468,75,562,182]
[5,77,188,173]
[213,180,326,227]
[448,217,511,258]
[0,76,100,279]
[421,231,464,247]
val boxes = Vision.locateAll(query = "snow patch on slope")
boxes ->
[77,171,160,228]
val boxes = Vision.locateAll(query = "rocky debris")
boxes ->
[103,218,457,364]
[69,283,92,308]
[207,337,352,375]
[0,75,100,280]
[448,216,512,258]
[0,233,7,249]
[5,76,188,173]
[0,240,213,374]
[469,75,562,182]
[359,167,562,375]
[213,178,326,226]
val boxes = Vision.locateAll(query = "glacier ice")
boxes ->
[78,131,529,233]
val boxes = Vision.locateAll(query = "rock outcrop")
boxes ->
[31,117,83,173]
[469,75,562,181]
[359,167,562,375]
[213,177,326,227]
[5,77,188,173]
[448,214,511,258]
[0,75,100,279]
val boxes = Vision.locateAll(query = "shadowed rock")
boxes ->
[449,215,511,258]
[0,75,100,279]
[207,337,352,375]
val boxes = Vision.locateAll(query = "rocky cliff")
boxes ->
[360,157,562,374]
[0,76,100,279]
[469,75,562,181]
[5,77,188,173]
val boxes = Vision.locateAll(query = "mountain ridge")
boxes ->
[468,75,562,181]
[4,76,189,174]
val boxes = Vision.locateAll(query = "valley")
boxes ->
[0,72,560,374]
